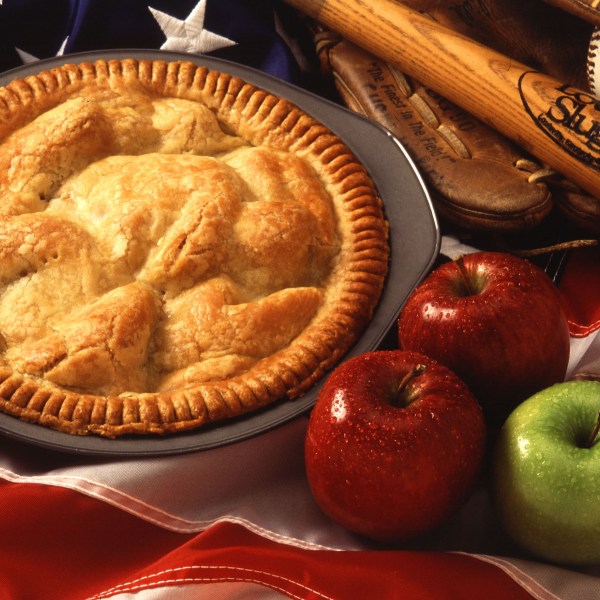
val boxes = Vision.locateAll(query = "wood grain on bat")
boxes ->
[284,0,600,198]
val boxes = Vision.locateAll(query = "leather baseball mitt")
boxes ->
[401,0,600,234]
[311,0,600,234]
[314,27,552,232]
[539,0,600,27]
[404,0,594,91]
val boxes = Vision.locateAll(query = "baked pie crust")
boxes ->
[0,58,389,438]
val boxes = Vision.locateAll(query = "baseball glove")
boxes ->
[311,1,600,234]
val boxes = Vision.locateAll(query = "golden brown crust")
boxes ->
[0,59,388,438]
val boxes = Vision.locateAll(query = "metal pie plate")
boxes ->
[0,50,439,455]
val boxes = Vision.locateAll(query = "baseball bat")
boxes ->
[283,0,600,199]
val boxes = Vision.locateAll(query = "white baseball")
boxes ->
[587,27,600,98]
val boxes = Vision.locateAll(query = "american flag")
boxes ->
[0,0,310,84]
[0,1,599,598]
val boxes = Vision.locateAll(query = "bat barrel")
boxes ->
[284,0,600,198]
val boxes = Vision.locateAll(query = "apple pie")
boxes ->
[0,58,389,438]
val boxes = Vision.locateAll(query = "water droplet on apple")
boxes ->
[331,391,347,422]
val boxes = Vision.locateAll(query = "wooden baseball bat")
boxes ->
[283,0,600,199]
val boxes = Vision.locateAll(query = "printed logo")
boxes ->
[519,71,600,170]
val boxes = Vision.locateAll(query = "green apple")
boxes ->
[491,380,600,566]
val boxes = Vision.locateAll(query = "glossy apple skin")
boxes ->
[491,380,600,565]
[397,251,571,425]
[305,350,486,543]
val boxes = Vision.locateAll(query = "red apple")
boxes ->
[397,251,570,425]
[305,350,486,543]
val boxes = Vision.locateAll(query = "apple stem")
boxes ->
[393,364,427,407]
[455,256,477,296]
[585,410,600,449]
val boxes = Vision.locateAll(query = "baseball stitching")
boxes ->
[587,26,600,98]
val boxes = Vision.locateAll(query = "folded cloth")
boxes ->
[0,477,547,600]
[0,484,556,600]
[558,246,600,339]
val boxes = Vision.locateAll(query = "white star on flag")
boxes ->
[16,36,68,64]
[149,0,236,54]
